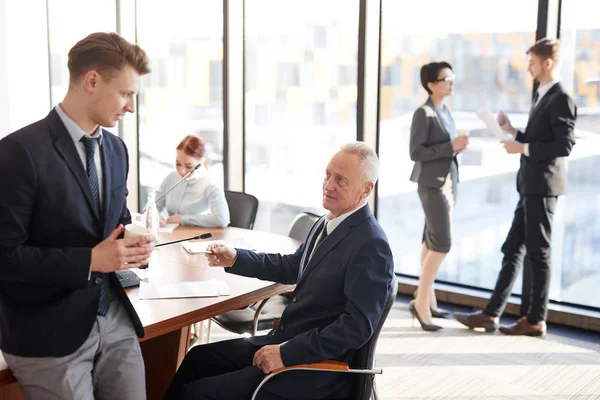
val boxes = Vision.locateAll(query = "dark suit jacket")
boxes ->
[409,100,459,188]
[227,205,394,395]
[0,109,143,357]
[515,83,576,196]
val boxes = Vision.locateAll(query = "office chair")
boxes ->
[251,276,398,400]
[208,212,320,338]
[224,190,259,230]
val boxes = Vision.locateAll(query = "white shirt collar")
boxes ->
[535,80,559,105]
[55,104,103,145]
[325,202,368,234]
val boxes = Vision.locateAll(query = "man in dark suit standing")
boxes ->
[454,38,576,336]
[0,32,154,399]
[164,142,395,400]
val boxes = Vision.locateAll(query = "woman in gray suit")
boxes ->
[408,62,469,331]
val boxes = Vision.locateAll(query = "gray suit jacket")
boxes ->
[409,100,458,188]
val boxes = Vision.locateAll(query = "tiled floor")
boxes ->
[204,296,600,399]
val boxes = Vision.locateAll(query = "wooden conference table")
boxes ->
[0,226,299,400]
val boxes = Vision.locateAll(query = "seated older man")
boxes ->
[164,142,395,400]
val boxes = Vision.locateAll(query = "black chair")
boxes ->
[209,212,321,337]
[224,190,259,230]
[251,276,398,400]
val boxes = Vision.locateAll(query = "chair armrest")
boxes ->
[272,360,349,373]
[251,360,381,400]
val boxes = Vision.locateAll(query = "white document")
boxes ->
[180,239,256,254]
[476,107,509,140]
[139,280,230,300]
[159,223,179,233]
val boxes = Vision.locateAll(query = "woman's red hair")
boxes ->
[176,134,206,159]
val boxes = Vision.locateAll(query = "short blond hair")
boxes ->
[68,32,150,83]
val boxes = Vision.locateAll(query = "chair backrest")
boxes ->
[351,275,398,400]
[287,212,321,242]
[224,190,259,230]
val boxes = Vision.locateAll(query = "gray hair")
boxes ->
[339,141,380,184]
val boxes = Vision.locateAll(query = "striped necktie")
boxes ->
[81,135,110,316]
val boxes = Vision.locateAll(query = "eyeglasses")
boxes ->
[435,76,456,83]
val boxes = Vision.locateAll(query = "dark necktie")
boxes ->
[314,221,328,249]
[531,91,540,112]
[81,135,110,316]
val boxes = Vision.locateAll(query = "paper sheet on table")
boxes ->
[180,239,257,254]
[138,280,230,299]
[476,107,508,140]
[159,223,179,233]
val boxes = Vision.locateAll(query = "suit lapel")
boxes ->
[100,129,112,233]
[425,100,451,140]
[528,83,561,123]
[48,110,100,222]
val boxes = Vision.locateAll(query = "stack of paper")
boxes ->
[159,223,179,233]
[180,239,256,254]
[139,280,230,300]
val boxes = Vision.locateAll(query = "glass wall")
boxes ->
[244,0,359,234]
[555,0,600,308]
[377,0,538,291]
[47,0,117,107]
[136,0,224,208]
[0,0,49,137]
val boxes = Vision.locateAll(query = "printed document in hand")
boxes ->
[139,280,230,299]
[180,239,256,254]
[476,107,509,140]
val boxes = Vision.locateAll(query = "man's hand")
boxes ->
[166,214,182,224]
[205,244,237,267]
[90,225,155,273]
[501,139,525,154]
[253,345,284,374]
[497,110,517,137]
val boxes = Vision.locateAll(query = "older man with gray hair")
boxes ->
[165,142,395,400]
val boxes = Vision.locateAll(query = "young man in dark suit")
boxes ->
[454,38,576,336]
[0,33,154,399]
[164,142,395,400]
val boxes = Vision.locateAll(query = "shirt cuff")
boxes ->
[523,143,530,157]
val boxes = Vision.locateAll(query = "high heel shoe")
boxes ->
[413,290,451,319]
[408,301,443,331]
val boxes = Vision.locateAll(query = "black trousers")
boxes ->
[163,338,350,400]
[484,195,557,324]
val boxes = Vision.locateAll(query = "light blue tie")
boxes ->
[81,136,110,316]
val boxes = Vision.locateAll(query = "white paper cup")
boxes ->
[124,224,153,273]
[458,129,470,137]
[124,224,152,238]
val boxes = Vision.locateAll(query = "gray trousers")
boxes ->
[3,298,145,400]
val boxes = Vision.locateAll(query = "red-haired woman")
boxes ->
[156,134,230,228]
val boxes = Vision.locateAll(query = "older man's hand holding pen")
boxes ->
[205,244,238,267]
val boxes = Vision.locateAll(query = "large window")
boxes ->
[0,1,49,137]
[244,0,359,234]
[136,1,224,208]
[47,0,117,107]
[377,1,538,291]
[555,0,600,308]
